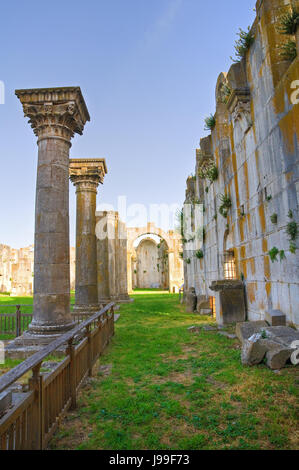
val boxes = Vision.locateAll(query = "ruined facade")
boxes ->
[96,211,131,304]
[127,223,184,293]
[0,244,76,296]
[183,0,299,327]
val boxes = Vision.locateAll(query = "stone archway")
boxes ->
[127,222,183,294]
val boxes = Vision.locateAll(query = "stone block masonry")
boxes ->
[183,0,299,327]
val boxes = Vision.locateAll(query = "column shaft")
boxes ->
[75,184,98,310]
[30,136,74,334]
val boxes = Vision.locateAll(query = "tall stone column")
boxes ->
[70,159,107,314]
[96,211,119,304]
[116,219,131,302]
[15,87,90,336]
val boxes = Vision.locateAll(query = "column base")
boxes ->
[116,296,134,303]
[71,304,102,316]
[28,318,76,336]
[4,331,71,359]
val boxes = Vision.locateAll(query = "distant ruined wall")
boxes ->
[183,0,299,326]
[0,244,76,295]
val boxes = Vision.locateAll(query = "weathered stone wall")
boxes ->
[183,0,299,327]
[96,211,130,303]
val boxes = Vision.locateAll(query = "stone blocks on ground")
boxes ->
[236,320,268,343]
[239,323,299,369]
[265,310,286,327]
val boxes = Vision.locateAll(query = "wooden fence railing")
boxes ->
[0,305,97,337]
[0,306,33,337]
[0,302,115,450]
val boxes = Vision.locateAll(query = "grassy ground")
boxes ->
[49,291,299,450]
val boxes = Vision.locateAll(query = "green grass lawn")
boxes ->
[49,291,299,450]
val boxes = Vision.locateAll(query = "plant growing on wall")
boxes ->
[219,194,232,218]
[279,40,297,61]
[288,210,293,219]
[270,213,278,224]
[221,83,232,104]
[205,186,209,193]
[279,250,286,261]
[185,258,191,264]
[231,27,254,62]
[286,221,298,241]
[268,247,279,263]
[277,8,299,35]
[204,114,216,131]
[207,165,219,182]
[179,252,184,259]
[289,242,297,254]
[195,250,204,259]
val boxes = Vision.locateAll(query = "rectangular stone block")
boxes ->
[265,310,286,327]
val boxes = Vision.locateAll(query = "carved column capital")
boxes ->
[15,87,90,143]
[69,158,107,192]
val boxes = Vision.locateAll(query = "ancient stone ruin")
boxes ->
[182,0,299,333]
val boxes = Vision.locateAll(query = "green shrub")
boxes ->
[207,165,219,182]
[204,114,216,131]
[277,9,299,35]
[219,194,232,218]
[221,83,232,104]
[279,250,286,261]
[195,250,204,259]
[270,213,278,224]
[289,242,297,254]
[286,221,298,241]
[231,27,254,62]
[268,247,279,263]
[279,40,297,61]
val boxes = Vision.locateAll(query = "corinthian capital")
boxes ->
[69,158,108,191]
[15,87,90,141]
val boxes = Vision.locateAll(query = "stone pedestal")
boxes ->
[7,87,90,356]
[70,159,107,314]
[210,280,246,325]
[185,288,197,313]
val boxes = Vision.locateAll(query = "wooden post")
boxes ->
[66,339,77,410]
[86,325,93,377]
[15,305,21,337]
[110,306,115,338]
[29,363,42,450]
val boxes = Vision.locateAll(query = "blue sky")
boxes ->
[0,0,256,248]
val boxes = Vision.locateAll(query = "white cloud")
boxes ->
[143,0,183,48]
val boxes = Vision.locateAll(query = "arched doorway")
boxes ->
[132,234,169,289]
[127,222,183,293]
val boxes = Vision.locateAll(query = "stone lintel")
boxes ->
[69,158,107,186]
[210,279,243,292]
[15,86,90,139]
